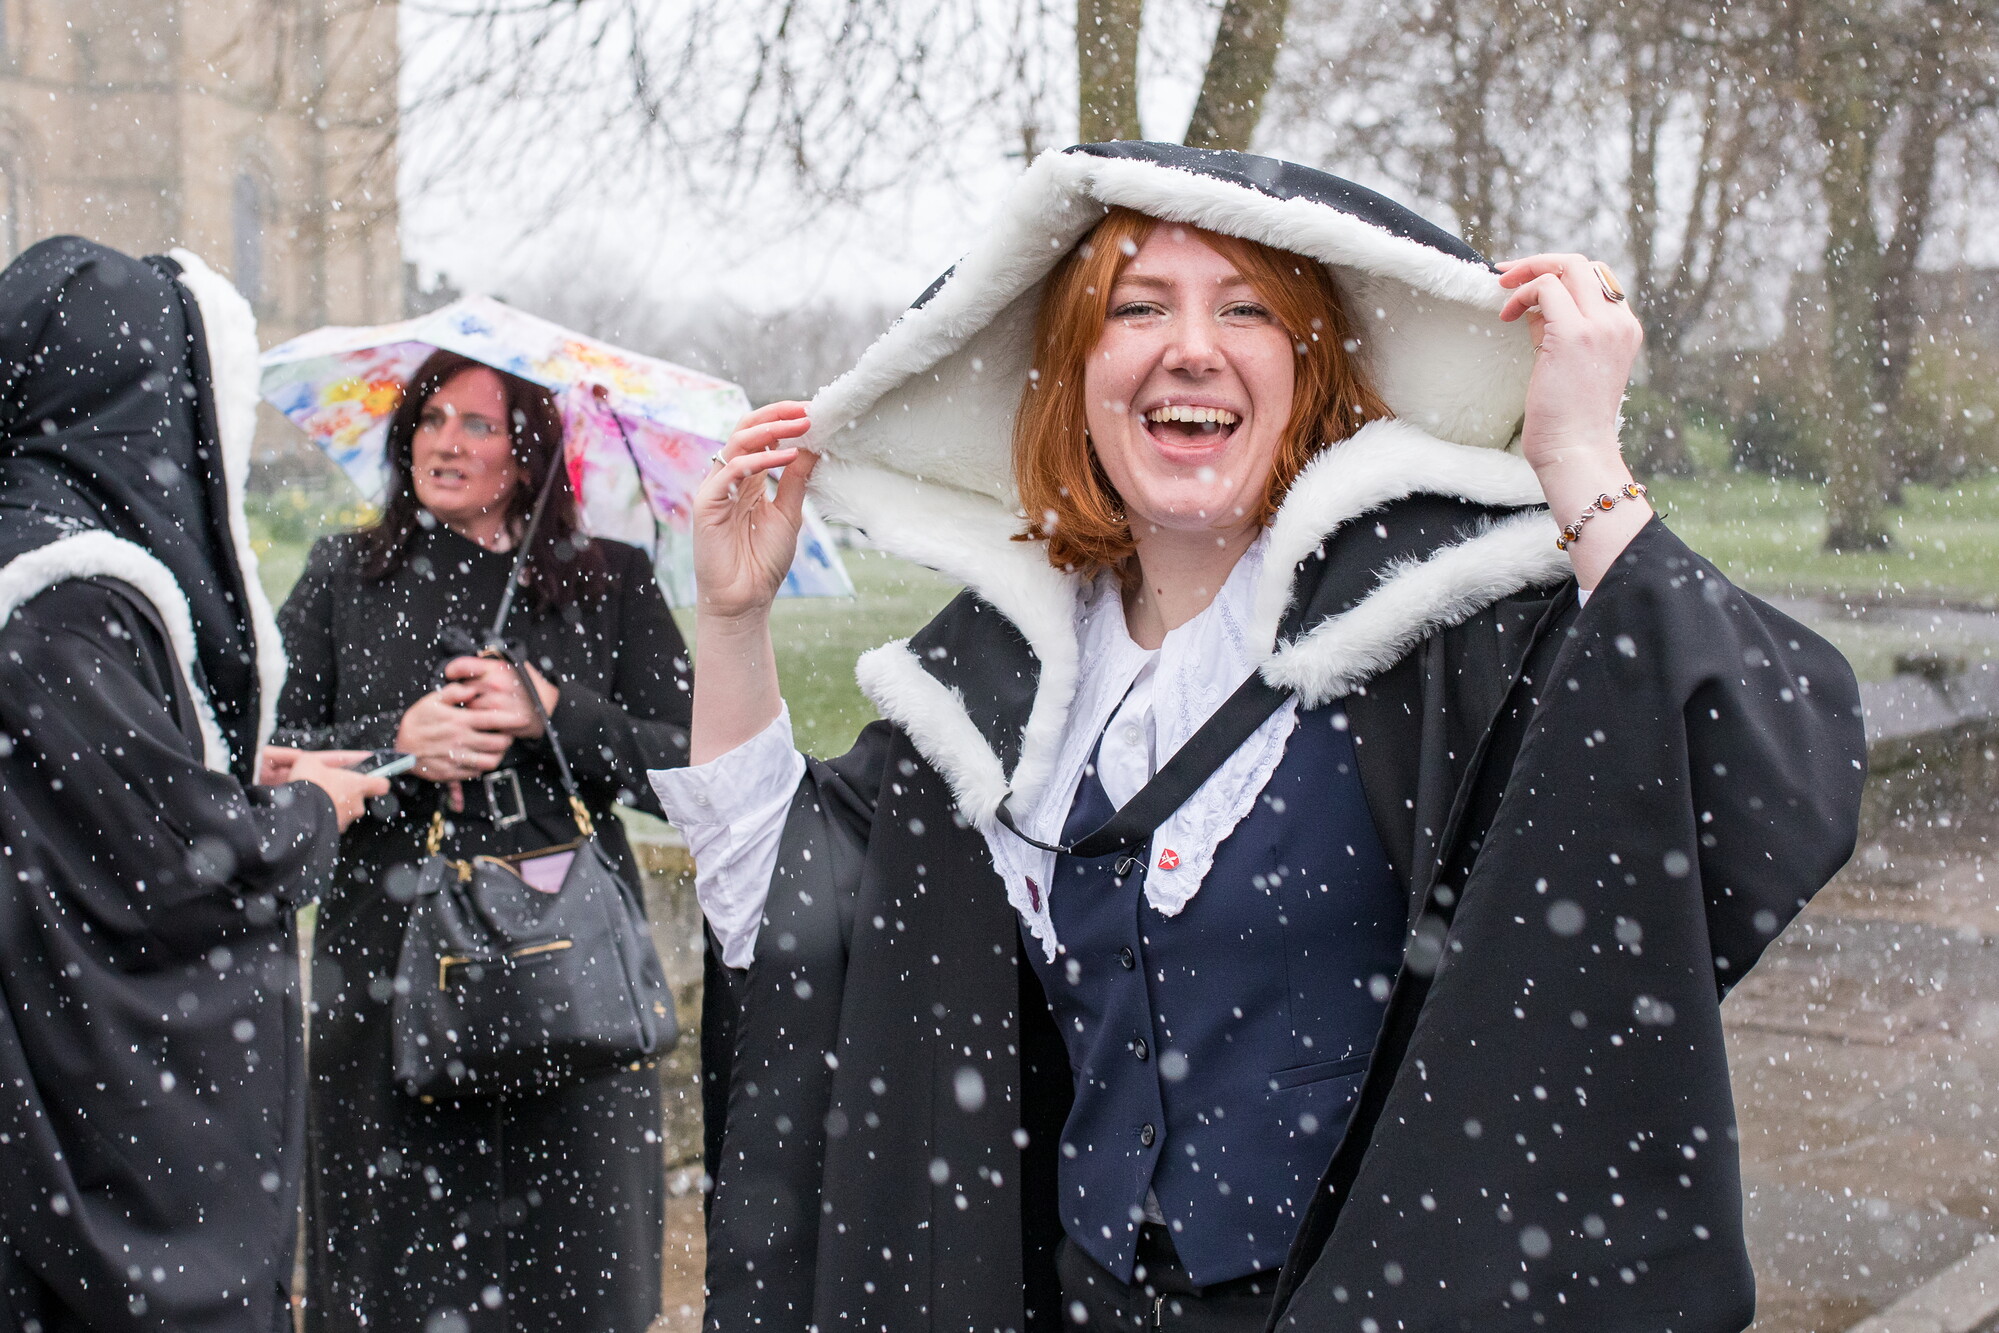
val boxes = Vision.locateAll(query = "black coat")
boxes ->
[274,528,691,1333]
[0,238,340,1333]
[703,504,1865,1333]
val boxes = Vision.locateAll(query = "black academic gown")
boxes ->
[0,582,335,1333]
[702,500,1866,1333]
[0,236,340,1333]
[275,527,692,1333]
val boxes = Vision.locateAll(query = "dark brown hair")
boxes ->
[1013,207,1393,577]
[357,349,610,613]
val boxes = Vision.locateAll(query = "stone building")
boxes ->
[0,0,401,345]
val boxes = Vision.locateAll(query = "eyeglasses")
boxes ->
[417,406,504,440]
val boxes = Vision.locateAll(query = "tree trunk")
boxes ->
[1428,0,1508,257]
[1621,62,1694,476]
[1077,0,1144,142]
[1876,89,1946,493]
[1817,99,1892,551]
[1184,0,1291,152]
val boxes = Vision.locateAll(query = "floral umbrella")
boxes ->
[259,295,854,604]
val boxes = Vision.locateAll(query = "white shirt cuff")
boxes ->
[649,709,805,969]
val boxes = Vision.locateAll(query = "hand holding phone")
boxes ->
[350,751,417,779]
[274,750,394,830]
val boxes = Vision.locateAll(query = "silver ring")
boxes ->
[708,451,727,469]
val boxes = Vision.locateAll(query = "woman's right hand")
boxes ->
[692,401,820,625]
[394,683,515,782]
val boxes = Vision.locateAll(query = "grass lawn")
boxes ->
[668,551,960,760]
[250,469,1997,758]
[1649,473,1999,609]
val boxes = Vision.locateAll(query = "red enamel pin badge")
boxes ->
[1157,849,1180,871]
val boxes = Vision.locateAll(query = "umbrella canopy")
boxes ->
[260,295,853,604]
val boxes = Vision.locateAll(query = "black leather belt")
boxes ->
[470,767,574,828]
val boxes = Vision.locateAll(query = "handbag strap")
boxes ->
[486,644,597,840]
[419,455,596,856]
[992,670,1292,859]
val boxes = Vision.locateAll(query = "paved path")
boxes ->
[1732,793,1999,1332]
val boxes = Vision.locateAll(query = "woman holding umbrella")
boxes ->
[275,349,692,1333]
[658,143,1867,1330]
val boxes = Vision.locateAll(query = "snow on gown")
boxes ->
[0,237,339,1333]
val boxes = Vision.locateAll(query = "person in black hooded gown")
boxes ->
[664,145,1867,1332]
[0,236,384,1332]
[274,349,693,1333]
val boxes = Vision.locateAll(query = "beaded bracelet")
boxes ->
[1556,482,1648,551]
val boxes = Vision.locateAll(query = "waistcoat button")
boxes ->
[1139,1122,1156,1147]
[1118,947,1136,970]
[1133,1038,1149,1062]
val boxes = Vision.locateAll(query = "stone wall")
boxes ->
[631,836,707,1173]
[1859,660,1999,835]
[0,0,401,345]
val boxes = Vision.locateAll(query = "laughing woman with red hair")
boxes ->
[655,144,1864,1332]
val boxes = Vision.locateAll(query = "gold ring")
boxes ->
[1591,261,1627,303]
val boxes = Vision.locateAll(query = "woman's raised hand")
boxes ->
[688,402,815,764]
[1496,254,1651,589]
[692,401,820,625]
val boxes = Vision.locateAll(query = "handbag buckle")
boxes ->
[482,767,527,829]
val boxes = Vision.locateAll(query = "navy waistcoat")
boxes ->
[1025,702,1404,1286]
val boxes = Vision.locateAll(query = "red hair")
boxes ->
[1012,207,1391,577]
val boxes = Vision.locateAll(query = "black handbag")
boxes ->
[385,457,678,1098]
[388,647,678,1099]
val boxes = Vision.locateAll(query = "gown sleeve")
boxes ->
[651,707,808,968]
[699,716,899,1321]
[545,542,693,808]
[0,578,339,949]
[273,537,406,751]
[1556,516,1866,989]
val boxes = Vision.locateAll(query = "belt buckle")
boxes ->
[482,767,527,829]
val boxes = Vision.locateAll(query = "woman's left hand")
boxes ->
[443,656,561,739]
[1497,254,1651,588]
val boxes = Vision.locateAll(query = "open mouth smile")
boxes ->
[1140,403,1242,451]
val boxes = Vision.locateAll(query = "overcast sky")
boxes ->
[391,0,1999,338]
[394,0,1243,314]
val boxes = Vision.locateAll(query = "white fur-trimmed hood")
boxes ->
[802,144,1533,506]
[169,248,286,763]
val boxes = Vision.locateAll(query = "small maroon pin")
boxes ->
[1025,877,1042,911]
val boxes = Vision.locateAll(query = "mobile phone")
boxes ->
[352,751,417,779]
